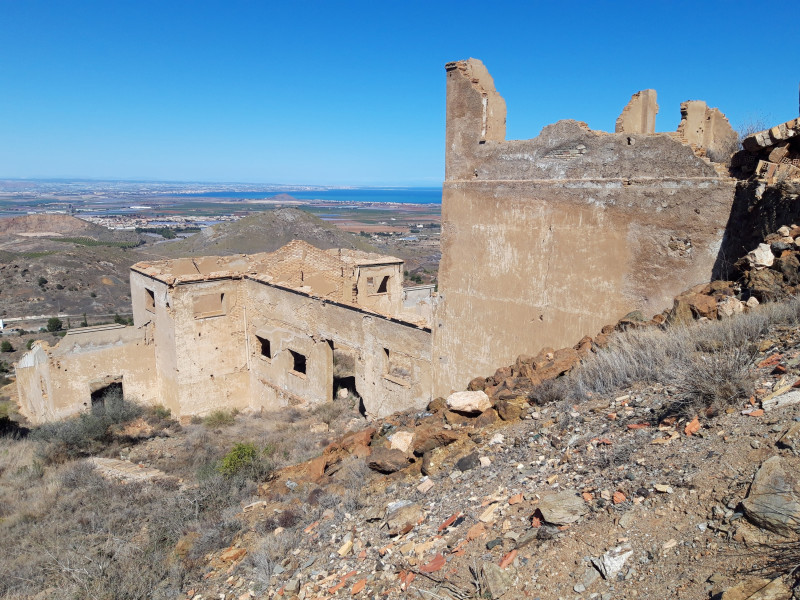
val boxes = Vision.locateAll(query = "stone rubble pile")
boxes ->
[733,118,800,186]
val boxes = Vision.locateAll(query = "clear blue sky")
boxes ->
[1,1,798,186]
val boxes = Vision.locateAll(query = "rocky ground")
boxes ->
[4,225,800,600]
[83,302,799,600]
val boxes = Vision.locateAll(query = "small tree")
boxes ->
[46,317,63,333]
[81,313,88,327]
[0,340,13,353]
[37,276,47,287]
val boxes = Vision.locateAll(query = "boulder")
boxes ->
[384,502,423,536]
[775,252,800,285]
[746,243,775,268]
[496,398,527,421]
[467,377,487,391]
[455,452,480,472]
[426,397,447,413]
[744,269,784,301]
[474,407,498,428]
[777,422,800,456]
[718,296,745,318]
[536,489,589,525]
[591,544,633,580]
[742,456,800,536]
[446,390,492,414]
[669,292,717,323]
[763,390,800,411]
[367,447,410,474]
[389,431,414,454]
[480,562,512,599]
[412,425,460,456]
[444,409,474,426]
[326,427,375,454]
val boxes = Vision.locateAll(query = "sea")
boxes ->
[165,187,442,205]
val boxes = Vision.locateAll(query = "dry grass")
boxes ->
[203,408,238,428]
[566,297,800,415]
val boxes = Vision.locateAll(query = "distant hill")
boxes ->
[0,214,100,236]
[0,214,142,254]
[0,208,378,321]
[156,208,377,257]
[0,245,139,321]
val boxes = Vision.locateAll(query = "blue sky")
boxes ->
[1,1,798,186]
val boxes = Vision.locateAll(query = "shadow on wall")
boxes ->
[713,182,800,281]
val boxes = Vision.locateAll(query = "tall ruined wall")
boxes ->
[15,325,157,424]
[246,279,431,418]
[432,58,738,396]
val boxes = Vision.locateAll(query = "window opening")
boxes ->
[256,335,272,359]
[377,275,390,294]
[290,350,307,374]
[145,288,155,312]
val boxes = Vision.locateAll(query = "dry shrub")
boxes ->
[31,390,144,464]
[203,409,238,428]
[566,297,800,414]
[312,401,345,425]
[248,530,301,589]
[673,346,756,416]
[0,459,191,600]
[528,377,567,405]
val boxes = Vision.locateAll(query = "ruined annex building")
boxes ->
[16,241,432,423]
[17,58,797,422]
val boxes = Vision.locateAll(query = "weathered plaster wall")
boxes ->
[131,271,181,414]
[355,263,404,315]
[433,58,738,396]
[15,324,157,424]
[246,280,431,418]
[677,100,739,161]
[169,278,250,416]
[615,89,658,134]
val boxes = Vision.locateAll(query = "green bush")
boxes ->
[0,340,13,353]
[46,317,62,332]
[218,442,258,476]
[217,442,273,480]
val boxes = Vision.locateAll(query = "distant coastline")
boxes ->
[159,187,443,205]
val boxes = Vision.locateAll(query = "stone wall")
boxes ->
[432,58,739,397]
[246,279,432,418]
[15,324,157,424]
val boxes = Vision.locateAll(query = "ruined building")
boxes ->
[17,58,797,422]
[431,59,742,396]
[16,241,432,423]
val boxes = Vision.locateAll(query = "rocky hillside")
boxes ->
[0,209,377,322]
[156,208,378,257]
[0,214,142,251]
